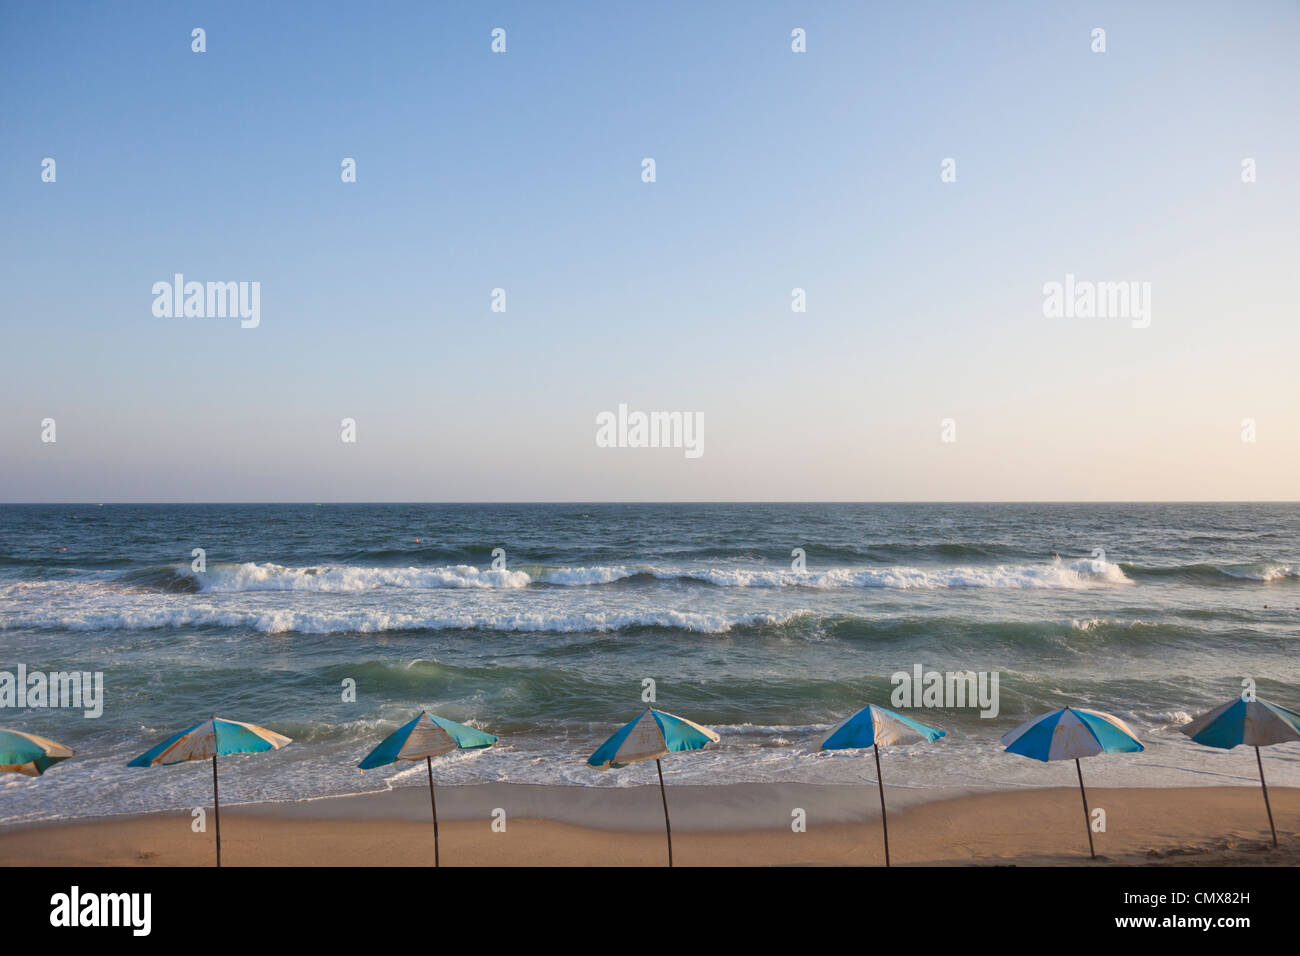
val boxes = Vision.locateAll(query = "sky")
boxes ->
[2,1,1298,502]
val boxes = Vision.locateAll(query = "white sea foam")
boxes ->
[651,556,1130,590]
[170,556,1132,593]
[0,600,810,635]
[1219,563,1300,582]
[196,562,533,591]
[535,565,639,585]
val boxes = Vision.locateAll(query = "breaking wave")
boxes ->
[1122,562,1300,584]
[117,556,1133,593]
[1,604,810,636]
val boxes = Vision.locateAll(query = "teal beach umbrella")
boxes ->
[128,716,292,867]
[587,708,720,866]
[358,711,498,867]
[819,704,945,867]
[1181,695,1300,846]
[1001,706,1143,859]
[0,728,74,777]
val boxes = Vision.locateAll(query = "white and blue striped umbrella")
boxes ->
[587,708,718,770]
[358,711,497,769]
[1001,706,1143,858]
[820,704,945,867]
[128,717,290,767]
[1181,696,1300,846]
[358,711,498,867]
[587,708,720,866]
[1001,706,1143,762]
[1182,696,1300,749]
[821,704,946,751]
[0,728,74,778]
[128,716,292,866]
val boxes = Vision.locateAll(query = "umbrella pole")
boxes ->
[426,755,440,867]
[656,758,673,867]
[1256,746,1277,847]
[1075,758,1095,860]
[873,744,890,867]
[212,754,221,868]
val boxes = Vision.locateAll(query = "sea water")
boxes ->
[0,502,1296,823]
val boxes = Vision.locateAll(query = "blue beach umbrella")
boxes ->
[819,704,945,867]
[128,716,292,867]
[358,711,498,867]
[587,708,720,866]
[0,728,74,777]
[1181,695,1300,846]
[1001,706,1143,858]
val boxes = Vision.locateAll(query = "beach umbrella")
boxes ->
[0,728,74,777]
[587,708,720,866]
[819,704,945,867]
[358,710,497,867]
[1001,705,1143,859]
[128,716,291,867]
[1181,695,1300,846]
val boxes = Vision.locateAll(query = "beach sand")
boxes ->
[2,783,1296,866]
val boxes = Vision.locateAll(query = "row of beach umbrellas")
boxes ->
[3,694,1297,866]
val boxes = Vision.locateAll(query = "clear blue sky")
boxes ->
[2,1,1298,501]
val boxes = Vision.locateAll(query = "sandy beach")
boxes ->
[2,783,1295,867]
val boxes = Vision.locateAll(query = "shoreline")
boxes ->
[0,780,976,834]
[3,782,1295,866]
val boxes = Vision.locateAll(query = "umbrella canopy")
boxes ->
[1001,706,1143,761]
[358,711,496,769]
[1182,696,1300,749]
[1001,705,1143,858]
[588,708,719,866]
[0,729,74,777]
[1181,696,1300,846]
[587,708,718,770]
[821,704,945,866]
[128,716,291,867]
[358,711,498,867]
[128,717,290,767]
[821,704,946,750]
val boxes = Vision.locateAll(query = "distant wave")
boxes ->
[2,600,1235,647]
[114,556,1133,594]
[3,605,810,636]
[1121,561,1300,584]
[117,562,532,593]
[0,540,1037,571]
[638,557,1131,590]
[107,557,1299,596]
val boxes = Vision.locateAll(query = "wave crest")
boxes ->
[189,562,533,592]
[133,556,1133,593]
[15,605,808,636]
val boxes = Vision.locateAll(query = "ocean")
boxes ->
[1,502,1297,824]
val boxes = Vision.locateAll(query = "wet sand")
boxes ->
[2,782,1296,866]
